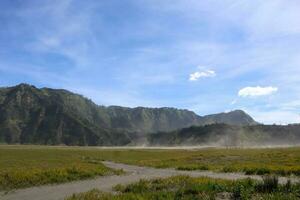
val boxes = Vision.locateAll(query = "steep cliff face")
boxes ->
[104,106,201,134]
[0,84,131,145]
[0,84,258,145]
[102,108,258,133]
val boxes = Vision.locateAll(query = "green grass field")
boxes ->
[66,176,300,200]
[93,147,300,176]
[0,145,122,191]
[1,145,300,191]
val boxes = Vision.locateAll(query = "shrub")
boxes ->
[222,166,236,173]
[256,168,271,175]
[176,165,209,171]
[243,167,271,175]
[244,168,256,175]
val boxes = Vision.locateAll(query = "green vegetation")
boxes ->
[90,146,300,177]
[0,146,122,191]
[1,145,300,191]
[66,176,300,200]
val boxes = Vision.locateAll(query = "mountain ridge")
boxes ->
[0,83,258,146]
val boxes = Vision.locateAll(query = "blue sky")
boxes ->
[0,0,300,124]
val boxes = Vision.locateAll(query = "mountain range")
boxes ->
[0,83,258,146]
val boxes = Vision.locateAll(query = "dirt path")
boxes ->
[1,161,299,200]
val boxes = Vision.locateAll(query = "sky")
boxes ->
[0,0,300,124]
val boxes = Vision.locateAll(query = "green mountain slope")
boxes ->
[0,84,258,145]
[0,84,131,145]
[104,106,201,134]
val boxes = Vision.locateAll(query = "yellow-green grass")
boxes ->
[0,145,122,191]
[66,176,300,200]
[86,146,300,176]
[1,145,300,191]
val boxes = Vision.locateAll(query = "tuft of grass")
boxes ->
[176,165,209,171]
[244,167,271,175]
[222,166,237,173]
[255,175,279,193]
[66,189,114,200]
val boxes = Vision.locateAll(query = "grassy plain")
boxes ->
[66,176,300,200]
[1,145,300,191]
[96,147,300,176]
[0,145,122,191]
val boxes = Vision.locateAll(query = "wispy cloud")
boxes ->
[22,0,97,69]
[238,86,278,97]
[189,69,216,81]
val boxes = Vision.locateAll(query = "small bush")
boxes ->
[198,166,209,171]
[243,167,271,175]
[222,166,236,173]
[244,168,255,175]
[256,168,271,175]
[176,165,209,171]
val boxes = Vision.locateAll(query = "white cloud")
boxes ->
[189,70,216,81]
[238,86,278,97]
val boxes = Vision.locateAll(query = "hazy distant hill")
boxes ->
[199,110,257,126]
[148,124,300,146]
[0,84,258,145]
[104,107,258,133]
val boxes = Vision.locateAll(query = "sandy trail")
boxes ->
[1,161,299,200]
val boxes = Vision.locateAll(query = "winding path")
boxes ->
[1,161,299,200]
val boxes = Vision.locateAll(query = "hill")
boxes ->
[148,124,300,146]
[0,83,257,145]
[199,110,258,126]
[0,84,132,145]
